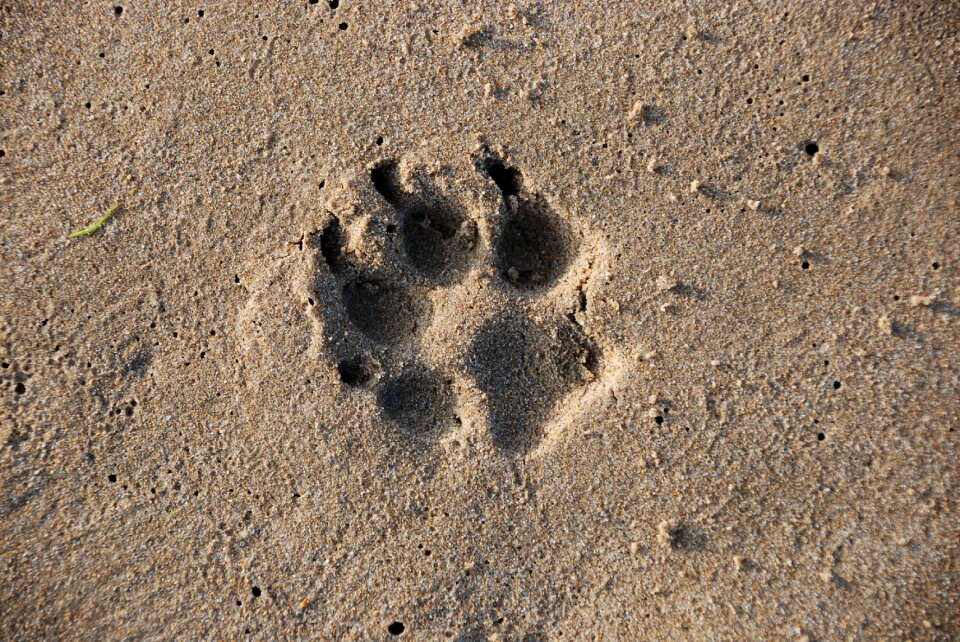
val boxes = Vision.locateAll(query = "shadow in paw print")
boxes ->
[336,354,377,388]
[370,160,478,285]
[401,205,477,283]
[370,160,402,204]
[476,155,522,196]
[319,216,345,273]
[495,196,575,290]
[377,363,458,440]
[467,312,598,452]
[477,152,575,290]
[342,277,430,346]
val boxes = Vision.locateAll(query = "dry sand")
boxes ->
[1,1,958,640]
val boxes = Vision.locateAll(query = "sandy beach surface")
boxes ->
[1,2,958,639]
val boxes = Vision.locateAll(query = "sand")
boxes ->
[1,1,958,640]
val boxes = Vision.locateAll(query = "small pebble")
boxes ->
[878,315,893,336]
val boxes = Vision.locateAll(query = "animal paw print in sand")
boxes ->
[309,153,613,455]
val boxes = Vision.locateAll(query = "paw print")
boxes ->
[307,151,619,456]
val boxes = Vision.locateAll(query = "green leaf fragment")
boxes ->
[69,203,120,239]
